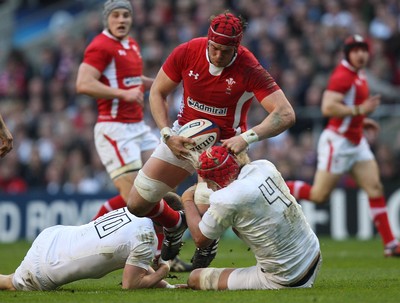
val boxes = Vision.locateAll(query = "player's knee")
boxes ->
[126,199,148,217]
[187,269,202,289]
[310,189,330,204]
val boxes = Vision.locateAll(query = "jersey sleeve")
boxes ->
[244,51,281,102]
[125,242,154,270]
[326,68,353,94]
[161,42,189,83]
[83,41,113,73]
[199,191,235,240]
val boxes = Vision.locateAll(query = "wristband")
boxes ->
[160,127,173,144]
[240,129,259,145]
[352,105,364,116]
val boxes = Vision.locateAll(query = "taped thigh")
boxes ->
[134,170,172,202]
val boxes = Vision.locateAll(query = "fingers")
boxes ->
[221,138,247,154]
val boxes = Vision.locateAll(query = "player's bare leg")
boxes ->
[352,160,400,257]
[127,157,191,260]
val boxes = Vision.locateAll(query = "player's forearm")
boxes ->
[253,106,295,140]
[77,78,124,100]
[149,92,170,129]
[182,199,212,248]
[137,266,169,289]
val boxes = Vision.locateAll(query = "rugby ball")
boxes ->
[178,119,220,152]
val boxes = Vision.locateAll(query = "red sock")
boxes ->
[369,197,395,245]
[156,232,164,255]
[146,199,180,229]
[286,181,311,200]
[92,195,126,220]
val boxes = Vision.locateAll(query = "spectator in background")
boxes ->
[0,152,27,194]
[286,35,400,257]
[0,49,32,100]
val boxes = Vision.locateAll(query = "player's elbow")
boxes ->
[75,81,87,95]
[321,104,333,117]
[288,110,296,128]
[283,107,296,128]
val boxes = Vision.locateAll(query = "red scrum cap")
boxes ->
[197,146,240,189]
[343,34,369,60]
[208,12,245,48]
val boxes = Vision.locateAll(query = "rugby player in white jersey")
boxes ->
[181,146,321,290]
[0,193,185,291]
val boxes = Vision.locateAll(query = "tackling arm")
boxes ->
[182,186,214,248]
[122,263,171,289]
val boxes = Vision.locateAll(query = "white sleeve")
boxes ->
[126,243,154,270]
[199,191,235,239]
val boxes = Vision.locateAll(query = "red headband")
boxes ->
[207,13,243,48]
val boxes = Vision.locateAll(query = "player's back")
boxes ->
[44,208,156,286]
[216,160,320,285]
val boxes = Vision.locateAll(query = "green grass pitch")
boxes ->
[0,237,399,303]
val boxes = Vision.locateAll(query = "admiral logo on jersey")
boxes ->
[187,97,228,116]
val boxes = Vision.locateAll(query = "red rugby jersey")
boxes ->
[325,60,369,144]
[83,30,144,123]
[162,37,280,139]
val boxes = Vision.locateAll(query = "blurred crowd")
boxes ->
[0,0,399,194]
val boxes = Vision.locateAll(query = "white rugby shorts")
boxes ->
[317,129,374,174]
[94,121,159,178]
[13,226,62,290]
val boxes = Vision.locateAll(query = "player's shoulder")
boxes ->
[179,37,207,54]
[241,160,279,178]
[86,31,115,51]
[236,45,258,62]
[187,37,208,47]
[90,31,109,44]
[330,60,357,80]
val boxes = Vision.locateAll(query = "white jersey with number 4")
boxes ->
[200,160,320,286]
[12,208,157,290]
